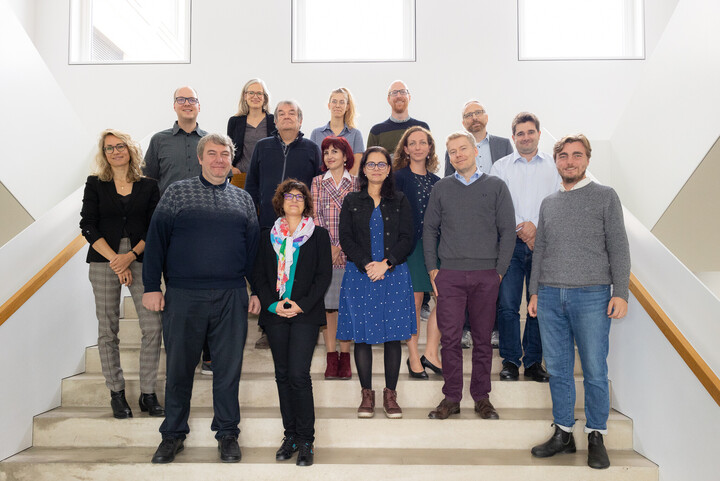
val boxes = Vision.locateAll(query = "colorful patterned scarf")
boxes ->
[270,216,315,298]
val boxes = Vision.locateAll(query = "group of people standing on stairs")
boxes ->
[79,77,630,471]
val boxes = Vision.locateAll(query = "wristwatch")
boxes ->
[385,259,392,268]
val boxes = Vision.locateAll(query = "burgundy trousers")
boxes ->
[435,268,500,402]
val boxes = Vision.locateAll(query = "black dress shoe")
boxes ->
[296,442,314,466]
[420,355,443,375]
[275,436,298,461]
[587,431,610,469]
[406,359,429,379]
[151,438,184,463]
[531,424,576,458]
[499,362,519,381]
[139,393,165,417]
[524,363,550,383]
[218,435,241,463]
[110,390,133,419]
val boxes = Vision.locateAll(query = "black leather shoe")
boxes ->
[420,355,443,375]
[151,438,184,463]
[499,362,519,381]
[218,435,241,463]
[296,442,314,466]
[139,393,165,417]
[110,390,133,419]
[524,363,550,383]
[531,424,576,458]
[275,436,298,461]
[406,359,429,379]
[587,431,610,469]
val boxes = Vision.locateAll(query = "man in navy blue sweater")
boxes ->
[143,133,259,464]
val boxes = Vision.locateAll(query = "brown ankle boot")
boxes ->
[337,352,352,379]
[383,388,402,418]
[357,388,375,418]
[324,352,339,379]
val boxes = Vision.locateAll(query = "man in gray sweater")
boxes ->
[423,131,516,421]
[527,134,630,470]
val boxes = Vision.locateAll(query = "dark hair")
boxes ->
[358,146,396,199]
[320,136,355,172]
[271,178,314,218]
[511,112,541,135]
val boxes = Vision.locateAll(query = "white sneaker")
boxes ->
[491,330,499,348]
[461,330,472,349]
[420,304,431,321]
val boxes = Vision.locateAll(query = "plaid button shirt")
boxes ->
[311,171,359,268]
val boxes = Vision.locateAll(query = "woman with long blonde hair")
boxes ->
[310,87,364,175]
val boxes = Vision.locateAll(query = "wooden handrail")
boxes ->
[0,235,86,327]
[629,273,720,406]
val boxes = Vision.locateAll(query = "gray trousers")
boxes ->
[89,238,162,394]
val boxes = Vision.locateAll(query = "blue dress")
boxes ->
[337,206,417,344]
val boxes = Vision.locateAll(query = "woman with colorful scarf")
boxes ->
[252,179,332,467]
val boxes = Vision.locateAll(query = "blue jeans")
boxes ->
[537,285,611,431]
[497,238,542,368]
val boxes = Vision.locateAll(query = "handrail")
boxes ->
[0,235,86,327]
[629,272,720,406]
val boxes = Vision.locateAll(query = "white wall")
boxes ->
[0,0,94,220]
[0,187,96,461]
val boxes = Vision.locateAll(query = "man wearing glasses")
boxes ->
[367,80,430,153]
[143,86,208,196]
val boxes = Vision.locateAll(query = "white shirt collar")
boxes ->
[323,169,352,185]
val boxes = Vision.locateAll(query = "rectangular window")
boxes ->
[69,0,191,64]
[518,0,644,60]
[292,0,416,63]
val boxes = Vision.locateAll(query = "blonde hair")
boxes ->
[235,78,271,116]
[393,126,439,173]
[329,87,358,130]
[93,129,143,182]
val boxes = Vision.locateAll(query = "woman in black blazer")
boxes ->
[227,78,275,187]
[80,129,164,420]
[252,179,332,467]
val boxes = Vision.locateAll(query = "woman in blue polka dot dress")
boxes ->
[337,146,416,419]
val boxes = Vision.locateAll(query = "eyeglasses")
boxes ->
[330,99,347,106]
[246,91,264,98]
[365,162,388,170]
[175,97,199,105]
[388,89,409,97]
[463,110,486,120]
[283,193,305,201]
[104,143,127,154]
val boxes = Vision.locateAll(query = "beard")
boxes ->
[561,167,587,185]
[391,99,408,114]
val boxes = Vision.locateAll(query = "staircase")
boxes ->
[0,300,657,480]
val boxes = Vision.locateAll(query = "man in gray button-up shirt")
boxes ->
[143,86,208,196]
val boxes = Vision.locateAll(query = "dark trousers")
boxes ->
[497,238,542,368]
[160,286,248,440]
[435,269,499,402]
[265,322,319,443]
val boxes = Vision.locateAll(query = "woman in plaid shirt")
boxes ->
[311,136,360,379]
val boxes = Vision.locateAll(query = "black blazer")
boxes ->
[226,113,276,167]
[338,189,414,274]
[252,227,332,327]
[80,176,159,263]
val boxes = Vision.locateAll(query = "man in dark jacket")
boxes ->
[245,100,322,228]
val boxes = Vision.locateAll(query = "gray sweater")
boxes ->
[423,174,516,275]
[529,181,631,300]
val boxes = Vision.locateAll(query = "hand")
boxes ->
[109,252,134,274]
[331,245,343,266]
[275,298,299,318]
[365,261,389,282]
[607,297,628,319]
[429,269,439,297]
[526,238,535,251]
[231,167,241,175]
[143,292,165,312]
[516,221,537,246]
[528,294,538,317]
[117,269,132,287]
[248,295,261,315]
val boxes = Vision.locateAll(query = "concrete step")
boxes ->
[83,343,583,375]
[33,406,634,450]
[61,372,595,409]
[0,446,658,481]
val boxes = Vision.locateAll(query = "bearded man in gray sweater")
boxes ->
[527,134,630,470]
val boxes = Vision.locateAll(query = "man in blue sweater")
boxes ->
[142,133,260,464]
